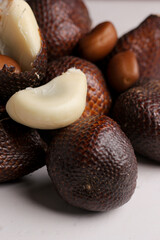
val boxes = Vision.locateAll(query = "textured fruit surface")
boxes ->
[0,105,7,120]
[27,0,91,60]
[111,15,160,85]
[47,115,137,211]
[45,56,111,117]
[0,33,47,104]
[113,79,160,162]
[0,118,47,183]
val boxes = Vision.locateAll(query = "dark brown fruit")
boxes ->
[113,79,160,162]
[0,34,47,104]
[27,0,91,60]
[45,56,111,117]
[46,115,137,211]
[110,15,160,85]
[107,51,139,92]
[0,105,8,120]
[0,118,47,183]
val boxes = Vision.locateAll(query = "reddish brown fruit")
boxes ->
[45,56,111,117]
[27,0,91,60]
[0,118,47,183]
[110,15,160,85]
[107,50,139,92]
[79,21,117,62]
[46,115,137,211]
[113,79,160,162]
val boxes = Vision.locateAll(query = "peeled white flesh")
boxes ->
[0,0,41,71]
[6,68,87,129]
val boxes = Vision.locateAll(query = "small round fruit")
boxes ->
[46,115,137,211]
[0,55,21,73]
[107,51,139,92]
[79,22,117,62]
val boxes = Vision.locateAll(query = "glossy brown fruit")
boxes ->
[113,79,160,162]
[110,15,160,85]
[27,0,91,60]
[45,56,111,117]
[107,51,139,92]
[46,115,137,211]
[78,21,117,62]
[0,118,47,183]
[0,34,47,104]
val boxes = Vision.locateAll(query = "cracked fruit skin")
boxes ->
[45,56,111,117]
[110,15,160,85]
[46,115,137,211]
[0,118,47,183]
[27,0,91,60]
[0,33,47,104]
[0,0,47,104]
[113,79,160,162]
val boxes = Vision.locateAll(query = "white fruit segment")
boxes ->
[0,0,41,71]
[6,68,87,129]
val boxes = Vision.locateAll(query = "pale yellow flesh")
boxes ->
[0,0,41,71]
[6,68,87,129]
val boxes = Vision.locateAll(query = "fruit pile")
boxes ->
[0,0,159,212]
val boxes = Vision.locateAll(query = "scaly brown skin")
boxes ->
[0,105,7,120]
[0,118,47,183]
[46,115,137,212]
[27,0,91,60]
[109,15,160,85]
[113,79,160,162]
[0,32,47,104]
[45,56,112,117]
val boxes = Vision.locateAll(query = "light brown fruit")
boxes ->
[79,22,117,62]
[107,51,139,92]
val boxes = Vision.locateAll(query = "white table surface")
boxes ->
[1,1,160,240]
